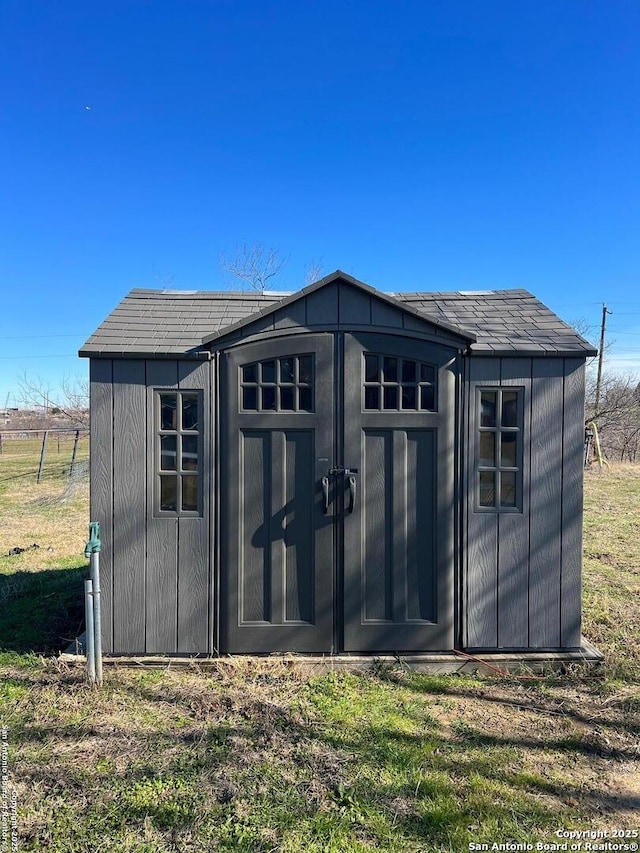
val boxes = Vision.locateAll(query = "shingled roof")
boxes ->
[80,271,596,358]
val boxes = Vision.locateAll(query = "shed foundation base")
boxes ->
[62,638,603,676]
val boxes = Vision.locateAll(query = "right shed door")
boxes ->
[341,332,457,652]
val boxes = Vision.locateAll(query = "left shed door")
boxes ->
[221,335,335,653]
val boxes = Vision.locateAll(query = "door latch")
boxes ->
[321,476,330,514]
[323,467,358,514]
[347,474,357,513]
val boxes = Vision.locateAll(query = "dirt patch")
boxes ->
[419,677,640,826]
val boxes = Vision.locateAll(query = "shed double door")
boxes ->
[222,332,455,654]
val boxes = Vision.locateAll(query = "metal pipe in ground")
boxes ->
[84,522,103,687]
[89,550,103,686]
[84,579,96,685]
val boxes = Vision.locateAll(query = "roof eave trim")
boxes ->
[470,347,598,358]
[78,348,209,360]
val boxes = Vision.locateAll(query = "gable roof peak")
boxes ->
[80,275,597,359]
[303,269,371,290]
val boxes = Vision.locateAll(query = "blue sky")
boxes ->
[1,0,639,406]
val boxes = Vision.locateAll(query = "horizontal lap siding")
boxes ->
[464,356,585,650]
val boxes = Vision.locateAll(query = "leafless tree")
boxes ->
[304,259,324,286]
[220,243,289,292]
[568,317,605,373]
[586,370,640,462]
[17,373,89,428]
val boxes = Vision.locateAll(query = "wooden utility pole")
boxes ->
[594,303,612,418]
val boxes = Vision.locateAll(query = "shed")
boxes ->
[80,271,597,658]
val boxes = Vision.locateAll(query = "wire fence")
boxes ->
[0,429,90,494]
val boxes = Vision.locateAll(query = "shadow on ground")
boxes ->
[5,666,639,852]
[0,565,86,653]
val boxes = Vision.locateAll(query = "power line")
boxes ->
[550,302,640,307]
[0,354,79,360]
[0,334,88,340]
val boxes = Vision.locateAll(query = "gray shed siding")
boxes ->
[208,281,470,351]
[90,357,212,654]
[464,356,585,650]
[85,277,592,657]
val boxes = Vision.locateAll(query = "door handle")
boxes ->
[347,474,357,513]
[321,476,330,514]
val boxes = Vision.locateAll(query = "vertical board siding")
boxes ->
[461,355,470,649]
[339,286,371,325]
[406,431,436,622]
[561,359,585,647]
[177,520,208,652]
[363,431,393,621]
[274,300,306,330]
[177,360,210,653]
[269,432,286,625]
[284,432,314,623]
[497,358,531,648]
[403,312,434,333]
[371,299,403,328]
[90,359,114,653]
[392,431,408,623]
[241,315,275,337]
[465,355,586,651]
[306,282,339,325]
[241,431,270,622]
[212,352,219,654]
[112,360,146,653]
[529,359,564,647]
[466,359,499,647]
[233,282,451,343]
[145,360,179,653]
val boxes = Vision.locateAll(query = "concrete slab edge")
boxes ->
[60,638,604,676]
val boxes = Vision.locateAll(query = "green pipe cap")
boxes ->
[84,521,102,557]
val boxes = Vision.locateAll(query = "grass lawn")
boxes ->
[0,454,638,852]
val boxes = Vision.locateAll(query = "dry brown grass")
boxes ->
[583,463,640,681]
[1,656,638,852]
[0,479,89,570]
[0,461,639,850]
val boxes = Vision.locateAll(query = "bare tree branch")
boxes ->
[220,243,289,292]
[304,259,324,286]
[568,317,607,372]
[17,373,89,428]
[586,370,640,462]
